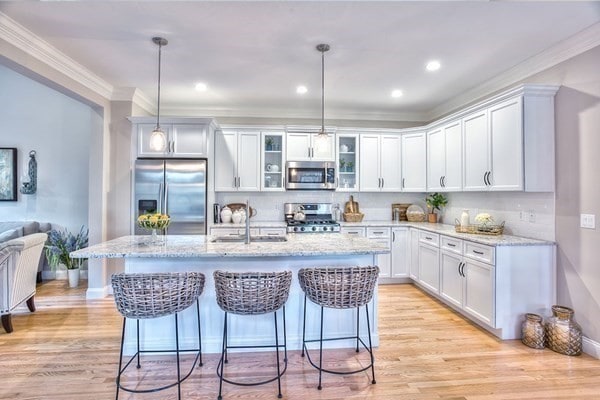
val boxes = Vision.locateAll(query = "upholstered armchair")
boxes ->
[0,233,48,333]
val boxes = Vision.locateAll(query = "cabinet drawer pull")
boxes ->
[373,231,385,235]
[447,243,456,247]
[440,176,443,187]
[266,233,278,236]
[425,236,433,240]
[347,232,359,235]
[472,250,484,255]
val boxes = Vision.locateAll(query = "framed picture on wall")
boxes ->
[0,148,17,201]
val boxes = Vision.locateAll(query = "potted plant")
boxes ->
[339,159,346,172]
[265,137,274,151]
[346,161,354,172]
[45,226,89,288]
[425,192,448,223]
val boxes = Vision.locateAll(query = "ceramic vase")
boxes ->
[67,268,80,288]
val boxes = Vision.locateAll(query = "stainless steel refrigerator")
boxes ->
[133,159,207,235]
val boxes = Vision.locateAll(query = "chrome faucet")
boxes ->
[245,199,251,244]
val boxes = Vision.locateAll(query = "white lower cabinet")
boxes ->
[367,227,391,278]
[440,236,495,327]
[409,228,420,280]
[418,241,440,293]
[411,229,554,339]
[391,227,409,278]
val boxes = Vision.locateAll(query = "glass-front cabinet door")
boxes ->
[261,131,285,191]
[336,134,359,191]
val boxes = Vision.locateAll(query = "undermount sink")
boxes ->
[211,235,287,243]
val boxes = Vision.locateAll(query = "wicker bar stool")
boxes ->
[111,272,205,400]
[213,270,292,400]
[298,266,379,390]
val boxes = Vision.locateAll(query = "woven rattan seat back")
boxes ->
[213,270,292,315]
[298,266,379,309]
[111,272,205,319]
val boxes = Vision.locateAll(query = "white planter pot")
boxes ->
[67,268,80,288]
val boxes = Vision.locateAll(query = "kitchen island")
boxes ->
[71,233,388,354]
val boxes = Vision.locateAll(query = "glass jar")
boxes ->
[521,313,545,349]
[545,305,582,356]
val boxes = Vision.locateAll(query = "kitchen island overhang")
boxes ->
[71,233,389,354]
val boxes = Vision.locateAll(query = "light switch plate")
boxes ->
[580,214,596,229]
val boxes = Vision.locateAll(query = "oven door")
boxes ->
[285,161,336,190]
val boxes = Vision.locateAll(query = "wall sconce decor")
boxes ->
[20,150,37,195]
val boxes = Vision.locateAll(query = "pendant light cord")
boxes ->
[321,47,325,134]
[156,40,162,129]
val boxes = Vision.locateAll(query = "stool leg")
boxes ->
[274,310,282,399]
[318,305,324,390]
[196,300,203,367]
[175,313,182,400]
[115,317,126,400]
[356,307,360,353]
[282,305,288,363]
[136,319,141,369]
[301,296,307,357]
[217,312,227,400]
[365,304,376,384]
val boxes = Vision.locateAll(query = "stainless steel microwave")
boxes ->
[285,161,336,190]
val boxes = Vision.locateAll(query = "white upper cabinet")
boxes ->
[463,99,524,191]
[427,121,462,191]
[359,134,402,192]
[262,132,285,191]
[336,134,359,191]
[286,132,335,161]
[214,130,260,192]
[401,131,427,192]
[463,110,491,191]
[461,87,557,192]
[137,122,209,158]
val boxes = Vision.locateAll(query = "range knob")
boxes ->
[322,226,329,231]
[294,227,299,232]
[312,226,317,231]
[300,227,305,232]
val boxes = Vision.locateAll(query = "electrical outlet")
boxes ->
[528,210,536,223]
[580,214,596,229]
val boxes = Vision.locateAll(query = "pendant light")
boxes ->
[149,37,168,152]
[315,43,330,151]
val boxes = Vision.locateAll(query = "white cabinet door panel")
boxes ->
[372,238,391,278]
[391,228,409,278]
[237,132,261,191]
[444,121,462,191]
[440,252,463,308]
[489,97,523,191]
[214,131,237,191]
[427,127,444,191]
[172,124,207,157]
[311,133,336,161]
[464,258,495,326]
[418,244,439,293]
[359,135,381,191]
[380,135,402,191]
[286,133,312,161]
[402,132,426,192]
[463,110,489,191]
[409,229,420,280]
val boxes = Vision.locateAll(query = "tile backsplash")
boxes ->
[215,191,555,241]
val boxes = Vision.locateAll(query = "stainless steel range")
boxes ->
[284,203,341,233]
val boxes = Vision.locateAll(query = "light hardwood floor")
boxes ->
[1,281,599,400]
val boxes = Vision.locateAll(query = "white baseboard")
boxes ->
[86,285,110,299]
[583,336,600,359]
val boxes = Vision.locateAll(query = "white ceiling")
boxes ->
[1,1,600,122]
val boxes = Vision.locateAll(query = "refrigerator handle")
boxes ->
[158,182,164,214]
[164,182,169,215]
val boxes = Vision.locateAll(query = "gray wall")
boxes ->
[0,64,92,233]
[524,46,600,348]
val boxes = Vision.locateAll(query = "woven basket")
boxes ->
[343,212,364,222]
[407,212,425,222]
[455,220,505,236]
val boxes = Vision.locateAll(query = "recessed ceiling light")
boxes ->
[391,89,403,98]
[195,82,208,91]
[296,85,308,94]
[426,60,441,71]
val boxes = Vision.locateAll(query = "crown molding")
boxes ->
[0,12,113,100]
[161,104,429,123]
[428,21,600,121]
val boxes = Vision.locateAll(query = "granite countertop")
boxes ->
[210,220,553,247]
[70,233,389,259]
[210,221,287,228]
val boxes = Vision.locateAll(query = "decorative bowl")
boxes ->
[137,213,171,231]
